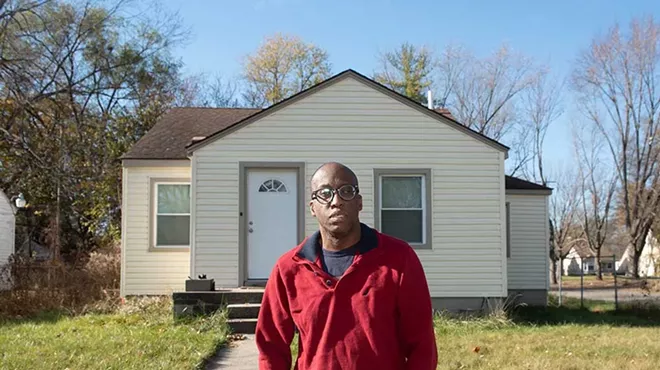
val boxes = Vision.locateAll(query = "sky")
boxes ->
[156,0,660,175]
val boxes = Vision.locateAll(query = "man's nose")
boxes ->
[330,191,345,207]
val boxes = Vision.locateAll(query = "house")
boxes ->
[0,190,16,289]
[617,230,660,277]
[119,69,553,311]
[561,241,627,276]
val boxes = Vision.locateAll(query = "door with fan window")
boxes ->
[247,169,298,280]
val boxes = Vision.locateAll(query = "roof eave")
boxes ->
[505,189,553,195]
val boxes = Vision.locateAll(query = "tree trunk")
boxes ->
[633,247,642,278]
[596,249,602,280]
[551,258,558,284]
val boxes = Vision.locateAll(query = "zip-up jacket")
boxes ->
[255,223,438,370]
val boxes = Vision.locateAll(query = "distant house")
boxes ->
[119,69,553,311]
[617,230,660,277]
[562,241,627,276]
[0,190,16,289]
[563,229,660,277]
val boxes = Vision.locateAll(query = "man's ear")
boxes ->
[309,200,317,218]
[357,194,363,212]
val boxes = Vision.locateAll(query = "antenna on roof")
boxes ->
[427,90,433,109]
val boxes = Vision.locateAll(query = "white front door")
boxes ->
[247,169,298,280]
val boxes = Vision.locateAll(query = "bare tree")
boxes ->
[548,165,583,284]
[242,33,331,107]
[373,42,437,104]
[436,43,540,141]
[519,70,564,184]
[435,43,544,178]
[573,122,617,280]
[174,73,242,108]
[572,16,660,277]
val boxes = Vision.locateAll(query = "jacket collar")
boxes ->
[296,222,378,263]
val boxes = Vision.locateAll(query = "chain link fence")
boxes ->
[551,254,660,310]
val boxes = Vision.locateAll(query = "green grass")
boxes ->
[289,296,660,369]
[433,297,660,370]
[0,297,229,370]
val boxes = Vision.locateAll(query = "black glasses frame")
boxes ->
[311,184,360,204]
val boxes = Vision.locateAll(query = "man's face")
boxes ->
[310,165,362,235]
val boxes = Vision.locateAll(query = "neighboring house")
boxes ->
[0,190,16,289]
[617,230,660,277]
[562,241,628,276]
[119,69,553,311]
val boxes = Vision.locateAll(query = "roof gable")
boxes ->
[186,69,510,155]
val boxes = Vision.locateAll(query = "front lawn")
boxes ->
[288,296,660,369]
[434,297,660,370]
[0,297,229,370]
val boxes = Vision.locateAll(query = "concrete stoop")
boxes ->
[173,288,264,334]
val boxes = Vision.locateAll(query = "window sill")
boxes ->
[148,246,191,252]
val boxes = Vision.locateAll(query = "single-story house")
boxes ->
[119,69,553,311]
[562,241,628,276]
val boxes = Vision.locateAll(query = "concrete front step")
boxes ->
[228,318,258,334]
[227,303,261,319]
[173,288,264,317]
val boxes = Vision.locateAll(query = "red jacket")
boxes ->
[255,223,438,370]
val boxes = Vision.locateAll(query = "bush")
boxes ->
[0,245,121,318]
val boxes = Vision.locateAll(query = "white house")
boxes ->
[119,69,553,310]
[0,190,16,289]
[562,244,626,276]
[617,230,660,277]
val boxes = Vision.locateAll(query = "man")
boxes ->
[255,162,437,370]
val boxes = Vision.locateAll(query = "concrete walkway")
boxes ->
[205,334,259,370]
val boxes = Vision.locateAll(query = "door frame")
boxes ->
[238,162,306,286]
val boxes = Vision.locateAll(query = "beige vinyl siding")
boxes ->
[121,165,191,296]
[0,193,15,289]
[506,193,549,290]
[193,76,507,297]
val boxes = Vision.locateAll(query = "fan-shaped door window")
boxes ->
[259,179,288,193]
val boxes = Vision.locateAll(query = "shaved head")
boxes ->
[311,162,359,190]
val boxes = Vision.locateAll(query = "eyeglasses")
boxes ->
[311,184,359,204]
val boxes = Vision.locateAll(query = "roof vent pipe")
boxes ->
[427,90,433,109]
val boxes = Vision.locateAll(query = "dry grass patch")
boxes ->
[0,297,229,370]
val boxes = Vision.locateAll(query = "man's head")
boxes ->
[309,162,362,236]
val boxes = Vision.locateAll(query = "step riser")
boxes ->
[173,291,264,305]
[229,320,258,334]
[174,303,223,316]
[227,305,261,319]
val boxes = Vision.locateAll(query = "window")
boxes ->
[259,179,288,193]
[153,182,191,248]
[374,169,431,248]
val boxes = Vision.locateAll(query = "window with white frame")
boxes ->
[377,171,429,246]
[154,182,191,248]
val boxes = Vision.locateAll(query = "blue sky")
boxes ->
[158,0,660,174]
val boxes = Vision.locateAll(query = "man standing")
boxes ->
[255,162,437,370]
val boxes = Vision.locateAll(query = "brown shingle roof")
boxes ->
[121,107,261,160]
